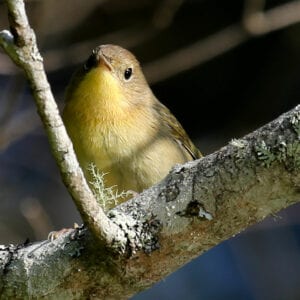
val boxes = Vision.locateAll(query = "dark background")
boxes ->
[0,0,300,299]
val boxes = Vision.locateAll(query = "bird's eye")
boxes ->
[124,67,132,80]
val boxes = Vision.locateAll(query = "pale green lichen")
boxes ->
[230,138,246,149]
[230,138,248,163]
[87,163,129,211]
[255,139,300,170]
[278,141,300,169]
[255,141,276,167]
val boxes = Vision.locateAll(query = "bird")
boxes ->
[63,44,201,208]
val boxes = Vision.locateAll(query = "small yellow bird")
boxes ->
[63,44,201,206]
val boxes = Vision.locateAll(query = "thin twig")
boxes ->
[1,1,300,84]
[242,0,300,35]
[0,0,125,249]
[144,24,249,84]
[145,0,300,83]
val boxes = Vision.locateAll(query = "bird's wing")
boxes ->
[154,101,202,160]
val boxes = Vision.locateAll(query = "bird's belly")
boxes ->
[92,135,189,193]
[68,118,190,193]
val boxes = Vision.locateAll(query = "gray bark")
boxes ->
[1,0,300,298]
[1,105,300,299]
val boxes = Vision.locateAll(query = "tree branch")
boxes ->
[243,0,300,35]
[1,0,300,298]
[1,104,300,298]
[145,0,300,83]
[0,0,124,247]
[1,1,300,83]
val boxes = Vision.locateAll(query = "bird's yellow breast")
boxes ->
[63,44,200,210]
[63,66,161,191]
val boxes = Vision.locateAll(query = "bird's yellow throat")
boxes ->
[70,65,127,120]
[63,44,201,209]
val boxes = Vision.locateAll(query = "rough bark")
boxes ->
[1,105,300,299]
[1,0,300,298]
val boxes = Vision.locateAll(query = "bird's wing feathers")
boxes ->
[154,100,202,160]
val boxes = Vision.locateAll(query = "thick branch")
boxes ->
[1,105,300,298]
[1,0,300,298]
[0,0,124,246]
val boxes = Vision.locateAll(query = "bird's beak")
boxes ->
[98,52,113,72]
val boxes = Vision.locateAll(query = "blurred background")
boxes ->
[0,0,300,299]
